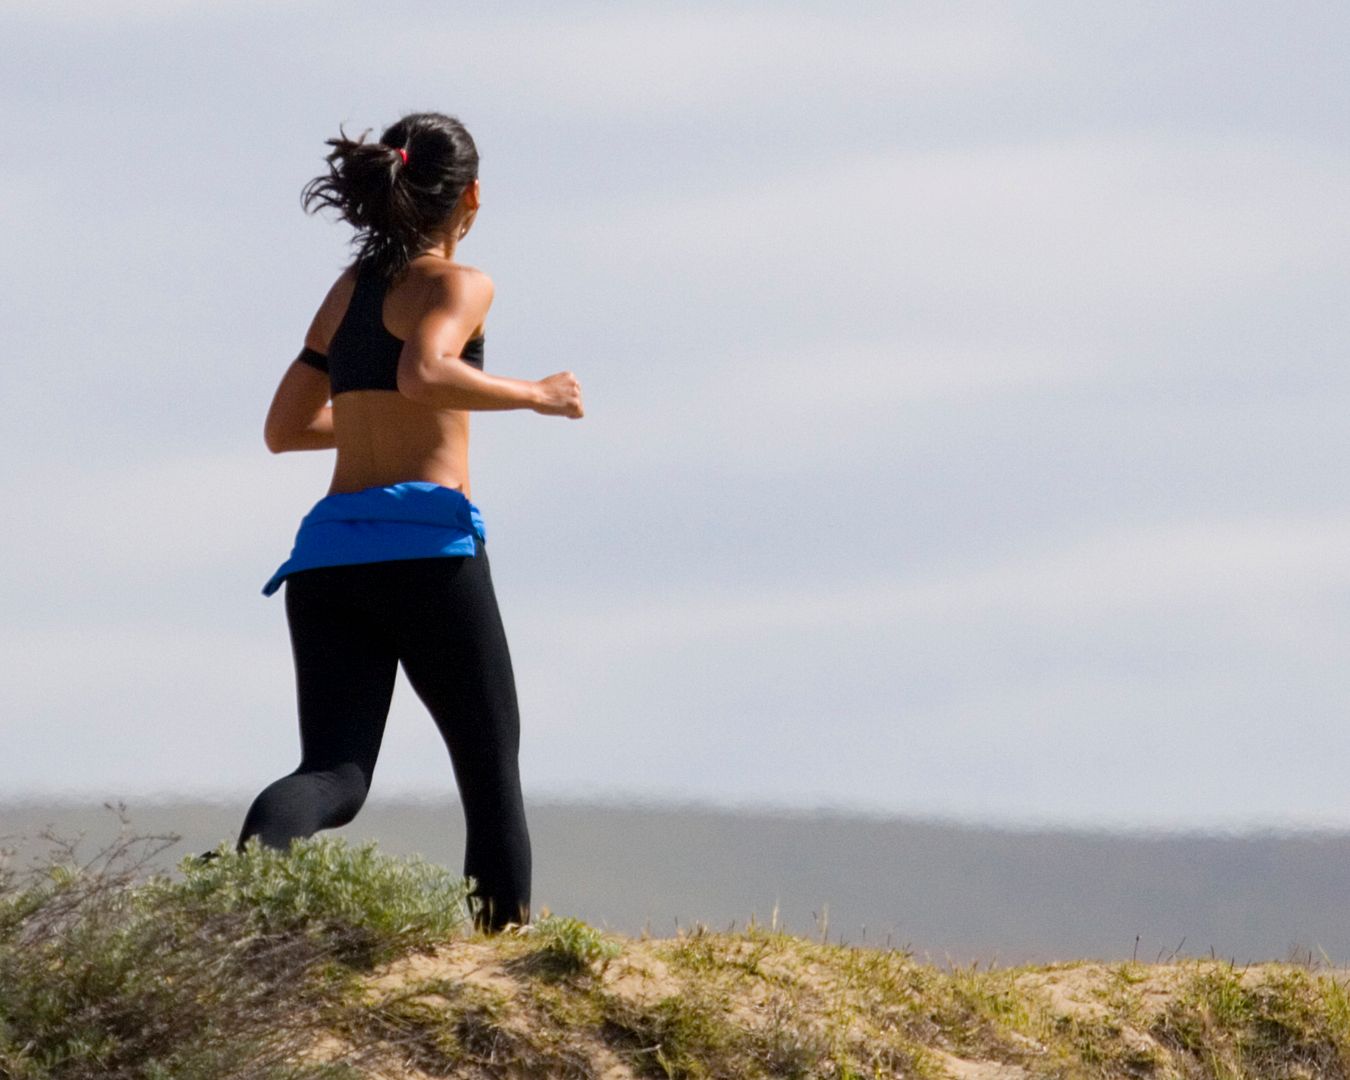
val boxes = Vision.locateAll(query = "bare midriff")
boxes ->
[321,255,480,501]
[326,392,472,499]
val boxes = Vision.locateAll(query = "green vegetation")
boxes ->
[176,835,474,967]
[6,812,1350,1078]
[0,817,475,1080]
[525,913,622,977]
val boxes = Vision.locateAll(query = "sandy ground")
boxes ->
[297,931,1350,1079]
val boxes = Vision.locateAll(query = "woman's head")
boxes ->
[301,111,480,281]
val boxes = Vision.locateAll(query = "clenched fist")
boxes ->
[532,371,584,418]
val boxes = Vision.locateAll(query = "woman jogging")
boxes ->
[235,111,583,933]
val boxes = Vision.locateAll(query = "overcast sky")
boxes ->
[2,1,1348,831]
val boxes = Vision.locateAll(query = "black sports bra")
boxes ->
[296,259,485,394]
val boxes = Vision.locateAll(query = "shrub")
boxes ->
[163,835,474,968]
[0,814,473,1080]
[529,914,622,976]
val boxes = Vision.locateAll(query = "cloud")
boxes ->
[373,8,1036,118]
[538,512,1350,652]
[0,617,291,795]
[554,132,1350,322]
[0,450,329,617]
[567,336,1107,478]
[0,0,281,21]
[2,2,1347,828]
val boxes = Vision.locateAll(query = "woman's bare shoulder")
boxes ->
[407,259,494,315]
[303,264,360,352]
[411,257,492,287]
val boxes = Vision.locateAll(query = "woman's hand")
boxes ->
[532,371,584,418]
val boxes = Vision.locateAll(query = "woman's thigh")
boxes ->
[386,547,521,769]
[284,565,400,774]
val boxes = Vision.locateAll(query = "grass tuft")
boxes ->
[522,913,623,979]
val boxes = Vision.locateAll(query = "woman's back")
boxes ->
[312,255,488,499]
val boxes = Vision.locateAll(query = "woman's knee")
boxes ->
[299,760,373,826]
[255,761,371,832]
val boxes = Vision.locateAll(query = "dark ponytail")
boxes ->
[300,111,480,283]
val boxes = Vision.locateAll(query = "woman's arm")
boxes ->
[398,270,578,413]
[264,274,348,452]
[263,352,335,452]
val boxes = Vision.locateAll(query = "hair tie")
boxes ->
[397,147,408,165]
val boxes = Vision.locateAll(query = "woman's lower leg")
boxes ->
[239,565,398,853]
[237,761,371,851]
[391,550,533,931]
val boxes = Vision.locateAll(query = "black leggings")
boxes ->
[237,536,531,932]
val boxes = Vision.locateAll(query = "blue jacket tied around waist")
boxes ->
[262,481,486,597]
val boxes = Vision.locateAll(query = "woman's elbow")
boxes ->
[396,365,431,405]
[397,363,463,408]
[263,420,292,453]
